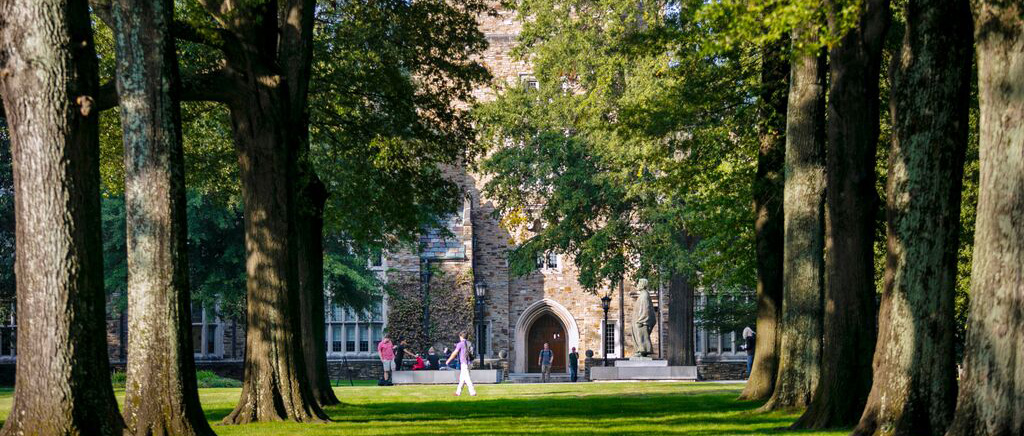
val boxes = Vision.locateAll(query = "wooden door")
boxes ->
[527,313,567,373]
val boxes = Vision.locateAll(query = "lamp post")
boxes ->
[601,294,612,367]
[474,281,488,368]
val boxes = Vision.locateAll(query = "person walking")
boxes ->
[377,336,396,385]
[568,347,579,382]
[539,342,554,383]
[446,331,476,396]
[742,326,756,378]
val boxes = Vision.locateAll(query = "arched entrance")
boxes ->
[513,299,580,374]
[527,313,567,373]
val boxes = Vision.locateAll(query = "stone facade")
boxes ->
[0,2,746,386]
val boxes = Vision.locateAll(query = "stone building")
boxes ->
[0,3,747,384]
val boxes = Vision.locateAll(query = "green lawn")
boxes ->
[0,382,849,435]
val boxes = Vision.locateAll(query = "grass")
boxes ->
[0,382,850,435]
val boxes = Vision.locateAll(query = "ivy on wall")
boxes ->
[384,264,475,354]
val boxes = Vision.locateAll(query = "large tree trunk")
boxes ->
[762,32,827,411]
[665,272,696,366]
[740,35,790,402]
[219,2,326,421]
[852,0,972,434]
[296,175,338,406]
[223,88,326,424]
[945,3,1024,435]
[111,0,216,434]
[280,0,340,408]
[794,0,890,428]
[0,0,124,433]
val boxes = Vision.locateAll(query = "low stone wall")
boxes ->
[393,369,502,384]
[697,361,747,381]
[327,359,383,382]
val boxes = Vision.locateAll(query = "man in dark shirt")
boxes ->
[568,347,580,382]
[394,339,415,371]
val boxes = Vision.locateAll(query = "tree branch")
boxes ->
[181,69,238,104]
[96,81,119,112]
[96,69,238,112]
[172,20,227,50]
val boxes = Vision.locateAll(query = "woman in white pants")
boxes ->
[446,331,476,396]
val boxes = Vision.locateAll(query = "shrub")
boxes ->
[109,369,241,388]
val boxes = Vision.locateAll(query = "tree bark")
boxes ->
[111,0,217,434]
[216,0,327,423]
[945,2,1024,435]
[0,0,125,434]
[852,0,972,434]
[280,0,340,408]
[794,0,890,428]
[762,32,827,412]
[223,84,326,424]
[296,175,338,406]
[740,35,790,402]
[666,272,696,366]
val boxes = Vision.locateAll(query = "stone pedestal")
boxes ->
[590,358,697,381]
[615,358,668,367]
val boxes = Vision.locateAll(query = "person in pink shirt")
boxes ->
[445,331,476,396]
[377,336,396,385]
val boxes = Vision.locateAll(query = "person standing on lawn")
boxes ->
[742,326,755,377]
[568,347,579,382]
[394,339,415,371]
[446,331,476,396]
[539,343,554,383]
[378,336,396,385]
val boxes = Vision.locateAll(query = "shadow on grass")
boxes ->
[200,390,842,435]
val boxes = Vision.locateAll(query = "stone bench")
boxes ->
[589,365,698,381]
[391,369,502,384]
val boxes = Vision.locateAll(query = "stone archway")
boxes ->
[513,299,579,374]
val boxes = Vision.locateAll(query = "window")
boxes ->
[707,330,720,354]
[346,325,356,352]
[536,252,560,271]
[369,252,385,269]
[519,73,539,91]
[360,324,370,352]
[324,297,386,358]
[476,322,490,357]
[601,320,620,358]
[191,302,222,359]
[331,325,342,352]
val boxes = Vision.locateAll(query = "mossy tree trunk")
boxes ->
[741,35,790,401]
[111,0,216,434]
[852,0,972,434]
[945,2,1024,434]
[0,0,124,433]
[763,30,826,411]
[794,0,890,428]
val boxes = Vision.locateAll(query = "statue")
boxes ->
[631,279,655,357]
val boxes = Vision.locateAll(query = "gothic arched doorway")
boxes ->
[527,313,566,373]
